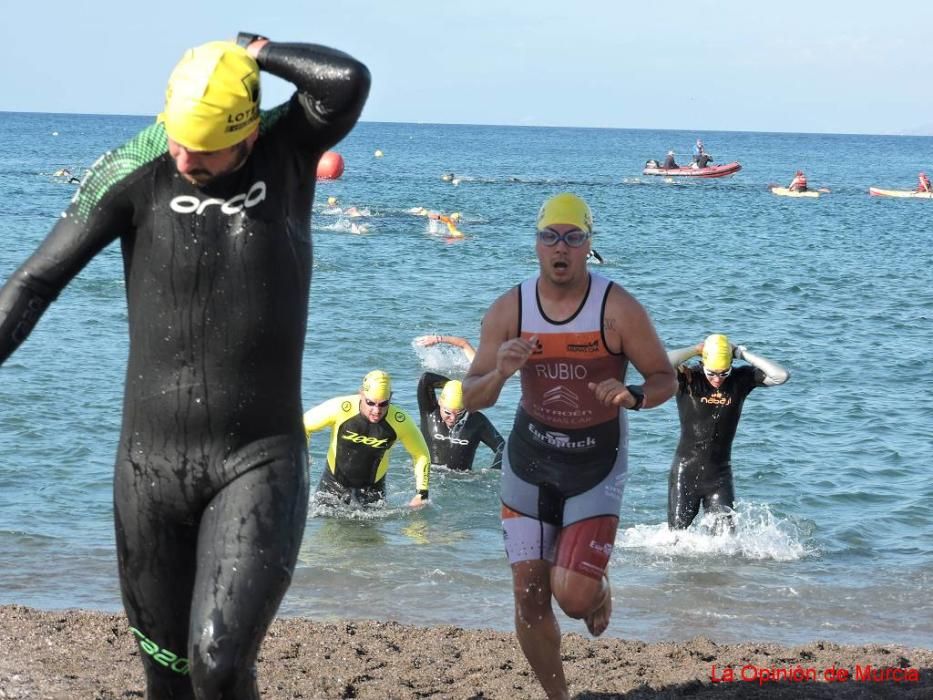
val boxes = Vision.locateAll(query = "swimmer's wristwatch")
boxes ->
[236,32,268,49]
[625,385,645,411]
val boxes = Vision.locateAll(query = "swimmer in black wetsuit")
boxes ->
[413,334,504,471]
[667,334,790,531]
[0,33,369,699]
[418,372,504,471]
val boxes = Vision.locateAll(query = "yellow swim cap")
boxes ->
[536,193,593,233]
[702,334,733,371]
[438,380,464,411]
[327,196,338,206]
[160,41,260,152]
[361,370,392,401]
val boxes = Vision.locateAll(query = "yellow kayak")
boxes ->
[869,187,933,199]
[770,186,820,198]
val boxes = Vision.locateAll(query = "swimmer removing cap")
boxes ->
[159,41,261,151]
[536,193,593,234]
[701,334,733,372]
[361,370,392,402]
[439,380,464,411]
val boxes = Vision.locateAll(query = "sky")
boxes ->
[5,1,933,135]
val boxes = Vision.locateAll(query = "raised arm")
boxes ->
[302,396,342,439]
[667,342,704,369]
[248,32,371,150]
[414,334,477,362]
[416,371,449,417]
[735,344,790,386]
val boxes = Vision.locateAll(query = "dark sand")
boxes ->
[0,605,929,698]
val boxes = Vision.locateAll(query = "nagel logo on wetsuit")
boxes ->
[701,392,733,406]
[169,180,267,215]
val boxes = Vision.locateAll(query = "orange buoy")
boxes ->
[316,151,345,180]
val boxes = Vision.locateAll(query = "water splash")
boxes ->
[617,502,814,562]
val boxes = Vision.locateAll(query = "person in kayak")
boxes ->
[304,370,431,507]
[662,150,678,169]
[666,334,790,532]
[788,170,809,192]
[917,172,932,193]
[0,33,370,699]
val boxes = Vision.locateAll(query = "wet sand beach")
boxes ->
[0,605,929,699]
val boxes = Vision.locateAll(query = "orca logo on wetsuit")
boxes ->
[434,433,469,446]
[169,181,267,215]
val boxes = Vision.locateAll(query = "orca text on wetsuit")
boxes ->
[417,371,504,471]
[0,39,370,699]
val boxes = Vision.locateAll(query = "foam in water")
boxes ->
[411,340,472,374]
[616,501,813,562]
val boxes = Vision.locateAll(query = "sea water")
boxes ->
[0,111,930,647]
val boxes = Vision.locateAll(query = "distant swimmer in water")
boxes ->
[441,172,455,182]
[666,334,790,532]
[52,167,81,184]
[587,248,604,264]
[304,370,431,508]
[413,335,504,471]
[425,210,463,237]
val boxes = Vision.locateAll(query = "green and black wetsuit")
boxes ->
[0,41,369,700]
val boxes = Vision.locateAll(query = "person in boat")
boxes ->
[666,334,790,532]
[917,172,932,193]
[662,150,678,169]
[788,170,808,192]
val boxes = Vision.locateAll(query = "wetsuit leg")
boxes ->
[188,444,309,698]
[115,436,308,700]
[702,475,735,534]
[668,463,702,530]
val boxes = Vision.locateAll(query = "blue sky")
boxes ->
[6,1,932,134]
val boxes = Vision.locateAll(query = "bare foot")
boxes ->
[584,577,612,636]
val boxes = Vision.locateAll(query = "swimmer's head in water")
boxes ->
[536,193,593,235]
[361,370,392,402]
[439,380,464,411]
[327,196,338,206]
[159,41,260,152]
[701,334,733,372]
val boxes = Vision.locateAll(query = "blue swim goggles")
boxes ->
[537,228,591,248]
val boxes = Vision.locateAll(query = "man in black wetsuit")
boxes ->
[414,334,504,471]
[667,333,790,531]
[418,372,504,471]
[0,33,369,699]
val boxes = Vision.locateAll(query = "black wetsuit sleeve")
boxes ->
[476,414,505,470]
[0,190,131,364]
[256,41,371,151]
[417,371,448,420]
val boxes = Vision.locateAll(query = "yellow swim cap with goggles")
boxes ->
[361,370,392,402]
[159,41,261,152]
[439,380,464,411]
[701,334,733,372]
[536,193,594,234]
